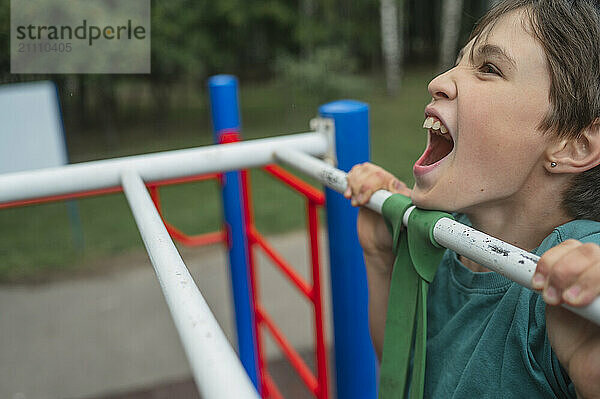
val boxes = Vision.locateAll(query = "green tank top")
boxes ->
[423,217,600,398]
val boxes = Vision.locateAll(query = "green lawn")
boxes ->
[0,67,436,283]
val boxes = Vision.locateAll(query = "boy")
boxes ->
[344,0,600,397]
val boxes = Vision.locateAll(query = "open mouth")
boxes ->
[416,116,454,167]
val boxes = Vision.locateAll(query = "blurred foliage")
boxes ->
[275,46,367,101]
[149,0,300,81]
[0,0,491,142]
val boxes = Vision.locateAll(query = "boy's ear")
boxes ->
[545,120,600,173]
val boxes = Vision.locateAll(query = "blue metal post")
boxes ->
[207,75,259,390]
[320,100,377,399]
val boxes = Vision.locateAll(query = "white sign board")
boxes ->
[0,81,68,174]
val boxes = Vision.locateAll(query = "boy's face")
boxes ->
[411,10,554,215]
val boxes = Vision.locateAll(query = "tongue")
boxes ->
[423,134,453,166]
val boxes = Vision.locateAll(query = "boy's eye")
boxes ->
[478,62,502,76]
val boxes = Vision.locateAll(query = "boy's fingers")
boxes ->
[346,163,407,206]
[546,243,598,291]
[535,241,600,306]
[359,171,399,205]
[562,262,600,306]
[346,165,364,204]
[543,249,596,305]
[357,183,377,205]
[347,163,371,194]
[388,179,411,196]
[532,239,581,288]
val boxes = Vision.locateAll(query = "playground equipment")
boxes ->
[0,75,378,399]
[1,74,599,399]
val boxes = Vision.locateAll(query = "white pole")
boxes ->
[121,170,260,399]
[0,131,328,204]
[274,147,392,212]
[274,148,600,326]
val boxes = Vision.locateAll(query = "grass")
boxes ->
[0,67,436,283]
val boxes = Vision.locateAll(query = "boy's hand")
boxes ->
[532,240,600,398]
[345,162,410,207]
[344,162,411,258]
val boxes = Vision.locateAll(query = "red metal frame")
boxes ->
[0,173,226,248]
[2,139,331,399]
[241,163,329,399]
[148,176,227,247]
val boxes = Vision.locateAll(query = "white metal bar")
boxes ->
[274,148,600,326]
[0,131,328,204]
[433,219,600,325]
[274,147,392,212]
[121,170,260,399]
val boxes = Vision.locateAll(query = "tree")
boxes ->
[438,0,464,71]
[380,0,403,95]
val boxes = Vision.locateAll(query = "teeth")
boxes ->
[423,117,434,129]
[423,116,450,136]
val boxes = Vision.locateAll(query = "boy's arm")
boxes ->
[363,236,395,360]
[532,240,600,398]
[344,162,411,360]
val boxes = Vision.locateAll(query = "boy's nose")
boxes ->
[427,68,457,101]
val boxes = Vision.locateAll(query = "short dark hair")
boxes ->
[469,0,600,221]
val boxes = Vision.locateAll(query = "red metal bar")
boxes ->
[219,130,242,144]
[240,167,267,397]
[263,165,325,205]
[242,161,329,398]
[263,372,285,399]
[212,132,329,398]
[0,173,220,210]
[0,186,124,209]
[147,173,220,187]
[165,224,225,246]
[257,306,319,395]
[149,186,162,210]
[307,200,329,399]
[249,228,313,298]
[149,183,225,247]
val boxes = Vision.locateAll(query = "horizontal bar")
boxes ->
[0,173,221,210]
[274,148,391,213]
[147,172,222,187]
[431,218,600,325]
[263,164,325,204]
[257,306,319,395]
[0,132,328,204]
[249,228,314,298]
[120,170,259,399]
[0,185,124,209]
[274,148,600,326]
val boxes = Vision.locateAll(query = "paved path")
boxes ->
[1,231,334,399]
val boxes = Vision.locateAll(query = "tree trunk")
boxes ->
[380,0,403,95]
[299,0,315,57]
[438,0,464,71]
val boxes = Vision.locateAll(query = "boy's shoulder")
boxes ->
[536,219,600,255]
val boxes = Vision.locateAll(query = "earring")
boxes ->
[550,162,557,168]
